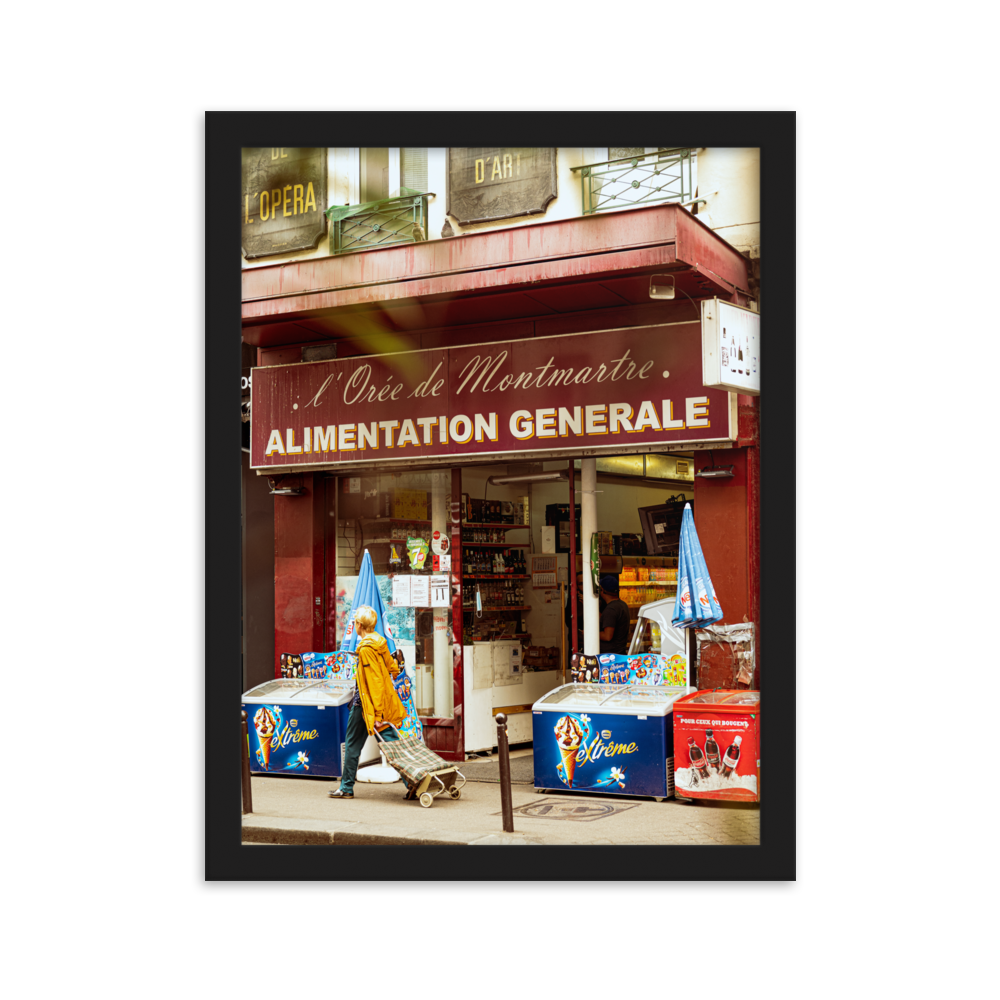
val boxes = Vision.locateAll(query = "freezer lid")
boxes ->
[242,679,314,699]
[600,685,692,713]
[533,683,685,716]
[534,683,623,707]
[681,690,760,708]
[682,691,732,704]
[242,678,355,705]
[721,691,760,707]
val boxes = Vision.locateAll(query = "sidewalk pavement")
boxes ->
[242,750,760,847]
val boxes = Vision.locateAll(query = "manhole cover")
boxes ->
[506,798,640,823]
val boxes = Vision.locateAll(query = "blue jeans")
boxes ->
[339,702,398,793]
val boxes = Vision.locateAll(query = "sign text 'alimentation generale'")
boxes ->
[250,325,735,469]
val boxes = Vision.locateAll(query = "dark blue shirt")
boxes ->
[599,598,631,655]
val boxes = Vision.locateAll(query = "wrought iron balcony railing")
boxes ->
[571,148,695,215]
[325,190,431,255]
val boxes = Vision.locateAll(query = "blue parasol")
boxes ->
[341,548,403,782]
[340,549,424,752]
[672,503,724,628]
[341,549,397,654]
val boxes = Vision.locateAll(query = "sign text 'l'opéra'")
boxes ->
[241,147,327,259]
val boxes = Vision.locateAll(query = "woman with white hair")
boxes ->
[329,605,407,799]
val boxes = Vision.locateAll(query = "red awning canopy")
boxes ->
[241,203,752,350]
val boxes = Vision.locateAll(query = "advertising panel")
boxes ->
[673,691,760,802]
[250,324,735,469]
[701,297,760,395]
[532,710,669,798]
[243,701,346,778]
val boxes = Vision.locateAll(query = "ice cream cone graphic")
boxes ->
[558,742,581,787]
[253,707,276,771]
[554,715,585,788]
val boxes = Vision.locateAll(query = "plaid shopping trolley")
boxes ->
[374,723,467,808]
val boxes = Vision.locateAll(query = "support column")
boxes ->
[581,458,599,655]
[432,484,451,717]
[272,473,325,677]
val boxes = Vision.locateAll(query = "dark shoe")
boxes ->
[328,788,354,799]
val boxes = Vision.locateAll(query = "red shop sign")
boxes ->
[250,323,735,470]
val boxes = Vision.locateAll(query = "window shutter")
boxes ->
[400,147,428,192]
[609,147,645,161]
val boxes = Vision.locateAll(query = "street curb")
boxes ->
[241,816,473,846]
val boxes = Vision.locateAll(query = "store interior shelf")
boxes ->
[360,518,432,525]
[468,634,531,641]
[464,574,530,580]
[619,581,677,587]
[463,605,532,612]
[461,522,529,529]
[461,542,529,548]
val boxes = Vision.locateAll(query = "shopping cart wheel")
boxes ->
[448,787,462,799]
[419,792,433,808]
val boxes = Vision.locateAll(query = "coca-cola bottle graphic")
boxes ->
[720,735,743,779]
[705,729,721,772]
[687,737,710,782]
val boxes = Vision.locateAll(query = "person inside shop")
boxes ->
[328,605,407,800]
[598,575,631,656]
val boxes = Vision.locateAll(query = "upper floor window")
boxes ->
[400,147,428,193]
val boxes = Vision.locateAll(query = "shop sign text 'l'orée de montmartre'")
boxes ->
[250,324,735,470]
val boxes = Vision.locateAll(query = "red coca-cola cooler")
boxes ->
[673,690,760,802]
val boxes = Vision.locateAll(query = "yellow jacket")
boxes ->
[356,633,407,735]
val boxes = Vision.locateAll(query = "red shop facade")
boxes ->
[242,204,760,761]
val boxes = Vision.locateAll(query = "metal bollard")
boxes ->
[495,712,515,833]
[241,710,253,815]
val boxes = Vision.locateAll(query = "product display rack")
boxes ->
[358,517,432,545]
[465,574,531,581]
[461,521,531,642]
[349,518,436,572]
[461,542,529,548]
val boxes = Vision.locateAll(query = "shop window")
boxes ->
[336,469,454,719]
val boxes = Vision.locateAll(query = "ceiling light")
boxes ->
[487,472,569,486]
[695,465,735,479]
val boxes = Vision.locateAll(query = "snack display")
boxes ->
[626,652,686,687]
[325,651,357,681]
[279,653,304,678]
[300,652,327,679]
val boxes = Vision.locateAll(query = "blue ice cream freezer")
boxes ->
[241,678,354,777]
[532,684,692,800]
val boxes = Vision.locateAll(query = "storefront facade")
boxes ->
[242,148,760,760]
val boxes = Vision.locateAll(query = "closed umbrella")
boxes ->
[342,549,397,655]
[342,549,400,783]
[345,553,425,744]
[672,504,724,628]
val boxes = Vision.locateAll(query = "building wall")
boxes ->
[694,147,761,258]
[244,146,761,689]
[241,146,759,270]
